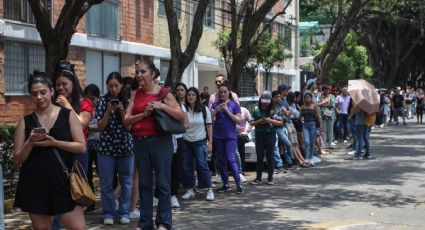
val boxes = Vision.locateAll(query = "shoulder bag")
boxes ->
[152,87,186,135]
[32,113,96,207]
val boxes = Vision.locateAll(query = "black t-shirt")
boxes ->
[200,92,210,106]
[392,94,404,108]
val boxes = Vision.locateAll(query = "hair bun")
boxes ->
[56,60,75,73]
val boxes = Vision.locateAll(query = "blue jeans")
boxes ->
[276,128,294,165]
[182,139,212,189]
[303,121,317,160]
[355,124,370,154]
[97,153,134,219]
[255,132,276,182]
[74,151,89,174]
[336,114,349,141]
[273,140,284,169]
[0,164,4,230]
[134,135,173,230]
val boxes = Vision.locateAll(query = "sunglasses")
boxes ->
[215,80,223,84]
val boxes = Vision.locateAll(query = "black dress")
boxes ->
[14,108,76,215]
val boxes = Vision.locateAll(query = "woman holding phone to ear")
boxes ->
[13,71,86,229]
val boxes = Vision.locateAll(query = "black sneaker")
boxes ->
[362,154,372,159]
[217,185,230,192]
[250,179,261,185]
[236,186,244,194]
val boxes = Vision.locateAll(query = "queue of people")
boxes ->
[13,57,424,230]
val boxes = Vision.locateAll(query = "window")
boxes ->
[159,60,170,84]
[86,0,119,39]
[238,70,256,97]
[158,0,181,19]
[4,41,45,95]
[3,0,50,24]
[277,23,284,38]
[284,26,292,51]
[203,1,215,28]
[86,50,120,94]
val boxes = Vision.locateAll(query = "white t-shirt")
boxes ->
[183,106,212,142]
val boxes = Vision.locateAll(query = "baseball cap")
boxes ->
[278,84,291,92]
[306,78,317,89]
[260,91,272,104]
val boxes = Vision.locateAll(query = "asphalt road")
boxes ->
[5,119,425,229]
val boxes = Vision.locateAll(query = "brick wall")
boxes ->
[67,47,87,87]
[121,53,136,77]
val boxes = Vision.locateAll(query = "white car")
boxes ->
[239,96,261,163]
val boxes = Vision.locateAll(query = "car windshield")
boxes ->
[239,97,259,113]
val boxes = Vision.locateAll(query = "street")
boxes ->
[5,120,425,230]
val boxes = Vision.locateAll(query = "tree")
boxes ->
[163,0,210,86]
[358,0,425,88]
[28,0,105,79]
[311,0,372,82]
[214,0,293,94]
[253,33,292,90]
[315,33,372,88]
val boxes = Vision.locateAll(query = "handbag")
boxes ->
[32,113,96,207]
[153,87,186,135]
[323,109,333,119]
[53,149,96,207]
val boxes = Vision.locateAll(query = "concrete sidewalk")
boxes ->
[5,120,425,229]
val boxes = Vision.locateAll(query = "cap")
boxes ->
[278,84,291,92]
[306,78,317,89]
[260,91,272,104]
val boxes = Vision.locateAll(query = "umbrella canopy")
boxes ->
[348,79,380,114]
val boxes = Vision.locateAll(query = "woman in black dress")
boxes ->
[13,71,86,229]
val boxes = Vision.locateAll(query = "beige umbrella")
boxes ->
[348,79,380,114]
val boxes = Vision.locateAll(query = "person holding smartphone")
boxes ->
[211,83,243,194]
[95,72,134,225]
[13,71,86,229]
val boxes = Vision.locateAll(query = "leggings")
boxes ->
[417,106,423,122]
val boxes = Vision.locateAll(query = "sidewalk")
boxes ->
[5,120,425,229]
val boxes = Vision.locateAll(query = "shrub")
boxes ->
[0,123,19,199]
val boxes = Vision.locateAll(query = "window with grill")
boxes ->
[86,0,120,39]
[4,41,45,95]
[239,70,256,97]
[3,0,51,24]
[158,0,181,19]
[203,1,215,29]
[284,26,292,51]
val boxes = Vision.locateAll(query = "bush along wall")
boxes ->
[0,124,19,199]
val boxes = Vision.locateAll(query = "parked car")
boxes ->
[239,96,261,163]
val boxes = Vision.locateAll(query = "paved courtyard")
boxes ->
[5,120,425,229]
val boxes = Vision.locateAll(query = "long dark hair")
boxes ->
[185,87,203,113]
[218,81,234,101]
[136,58,160,79]
[175,82,188,104]
[28,70,52,92]
[287,92,295,104]
[105,72,127,105]
[53,60,83,113]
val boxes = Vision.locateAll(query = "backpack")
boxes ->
[364,113,377,127]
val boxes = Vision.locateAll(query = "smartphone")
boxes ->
[218,98,225,104]
[110,99,120,106]
[33,127,47,134]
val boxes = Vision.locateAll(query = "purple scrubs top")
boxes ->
[211,100,241,140]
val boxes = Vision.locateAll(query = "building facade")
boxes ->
[0,0,299,123]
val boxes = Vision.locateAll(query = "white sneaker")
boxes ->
[331,142,337,146]
[239,174,247,183]
[120,217,130,224]
[171,195,180,208]
[129,208,140,219]
[343,140,349,143]
[104,218,114,225]
[153,197,159,207]
[215,175,222,183]
[206,190,215,201]
[347,150,356,155]
[181,189,195,200]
